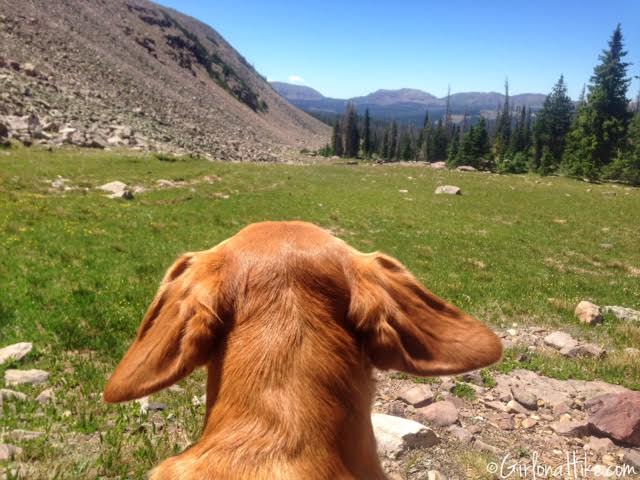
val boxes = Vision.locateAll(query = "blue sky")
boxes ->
[157,1,640,100]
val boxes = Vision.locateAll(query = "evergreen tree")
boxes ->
[494,79,511,160]
[447,126,460,166]
[331,120,343,157]
[400,131,414,161]
[532,75,574,174]
[456,118,492,169]
[562,25,632,179]
[380,127,390,161]
[342,103,360,158]
[362,108,372,158]
[605,112,640,185]
[389,121,398,161]
[431,120,448,161]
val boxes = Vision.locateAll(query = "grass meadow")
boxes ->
[1,147,639,478]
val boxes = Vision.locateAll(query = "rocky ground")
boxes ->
[2,302,639,479]
[0,0,329,161]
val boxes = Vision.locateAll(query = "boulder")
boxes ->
[371,413,439,459]
[448,425,473,443]
[584,436,615,454]
[397,385,434,408]
[5,369,49,386]
[624,450,640,469]
[429,161,447,169]
[98,181,133,199]
[36,388,55,404]
[562,343,606,359]
[603,306,640,322]
[585,392,640,446]
[550,419,590,437]
[456,165,477,172]
[137,395,167,414]
[0,342,32,365]
[416,401,458,427]
[575,301,603,325]
[434,185,461,195]
[0,389,28,404]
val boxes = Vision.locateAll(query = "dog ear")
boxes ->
[104,251,227,403]
[349,252,502,376]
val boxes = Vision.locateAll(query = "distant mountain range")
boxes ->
[271,82,547,124]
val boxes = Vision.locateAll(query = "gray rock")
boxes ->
[0,342,32,365]
[429,161,447,169]
[448,425,473,443]
[473,439,500,454]
[397,385,434,408]
[575,301,603,325]
[0,444,22,461]
[137,396,167,414]
[36,388,55,404]
[511,387,538,410]
[9,430,44,441]
[544,331,578,351]
[562,343,606,359]
[371,413,439,459]
[435,185,461,195]
[416,401,459,427]
[603,305,640,322]
[0,389,28,404]
[456,165,477,172]
[5,369,49,386]
[506,399,530,414]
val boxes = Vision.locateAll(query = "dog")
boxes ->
[104,221,502,479]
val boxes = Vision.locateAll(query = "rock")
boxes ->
[512,387,538,410]
[461,370,483,386]
[9,429,44,441]
[429,161,447,169]
[623,450,640,468]
[456,165,477,172]
[562,343,606,359]
[427,471,444,480]
[36,388,55,404]
[506,400,529,414]
[397,385,434,408]
[603,306,640,322]
[496,415,515,431]
[550,419,590,437]
[0,389,28,403]
[521,418,537,429]
[5,369,49,386]
[585,392,640,446]
[435,185,461,195]
[98,181,128,195]
[553,402,572,417]
[584,436,615,453]
[156,179,177,188]
[473,439,500,454]
[0,342,32,365]
[0,444,22,461]
[575,301,603,325]
[22,63,37,77]
[448,425,473,443]
[371,413,439,459]
[51,177,71,190]
[544,331,578,351]
[84,134,107,149]
[416,401,458,427]
[137,396,167,414]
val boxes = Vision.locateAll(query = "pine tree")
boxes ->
[400,131,414,161]
[605,112,640,185]
[331,119,343,157]
[447,126,460,166]
[380,127,390,161]
[362,108,372,158]
[389,121,398,161]
[457,118,492,169]
[494,79,511,161]
[342,103,360,158]
[532,75,574,174]
[562,25,632,179]
[431,120,448,162]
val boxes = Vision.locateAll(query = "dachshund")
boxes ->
[104,221,502,479]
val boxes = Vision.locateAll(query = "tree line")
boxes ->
[324,25,640,185]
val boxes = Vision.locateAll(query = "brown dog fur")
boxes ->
[104,221,502,479]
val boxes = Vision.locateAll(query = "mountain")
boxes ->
[0,0,329,160]
[271,82,547,124]
[269,82,324,101]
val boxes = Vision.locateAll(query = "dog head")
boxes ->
[103,221,502,403]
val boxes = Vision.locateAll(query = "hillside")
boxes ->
[271,82,547,123]
[0,0,329,160]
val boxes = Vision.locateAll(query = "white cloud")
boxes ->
[288,75,305,84]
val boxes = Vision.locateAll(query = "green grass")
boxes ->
[1,146,639,477]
